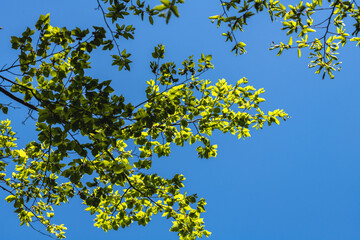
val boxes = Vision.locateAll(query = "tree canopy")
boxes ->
[0,0,359,239]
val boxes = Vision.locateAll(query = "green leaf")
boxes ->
[1,106,8,114]
[160,0,171,6]
[113,165,124,174]
[171,6,180,18]
[5,195,16,203]
[153,4,167,11]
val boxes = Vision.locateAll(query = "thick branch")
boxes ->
[0,86,38,111]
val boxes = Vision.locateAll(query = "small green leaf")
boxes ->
[171,6,179,17]
[5,195,16,203]
[153,4,167,11]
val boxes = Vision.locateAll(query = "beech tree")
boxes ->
[0,0,359,239]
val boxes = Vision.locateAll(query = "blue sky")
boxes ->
[1,1,360,239]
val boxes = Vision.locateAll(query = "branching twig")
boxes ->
[96,0,122,56]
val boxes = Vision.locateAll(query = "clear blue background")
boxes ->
[1,1,360,239]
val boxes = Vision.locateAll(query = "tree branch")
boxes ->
[0,86,38,111]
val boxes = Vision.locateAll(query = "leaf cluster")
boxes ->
[0,1,292,239]
[210,0,360,79]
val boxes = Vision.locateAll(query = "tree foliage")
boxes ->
[0,0,359,239]
[210,0,360,79]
